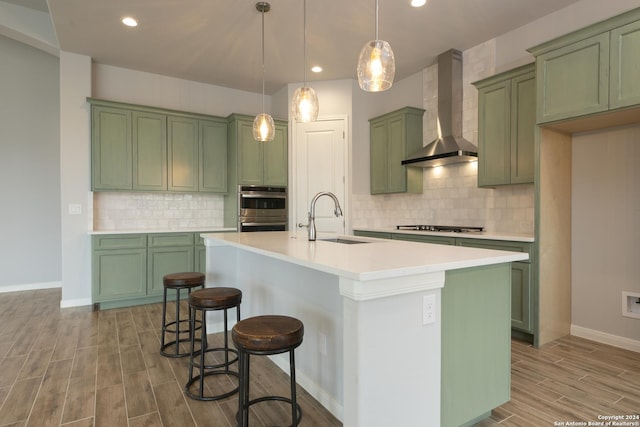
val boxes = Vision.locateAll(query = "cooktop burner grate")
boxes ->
[396,225,484,233]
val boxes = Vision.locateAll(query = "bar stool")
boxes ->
[232,315,304,427]
[160,272,204,358]
[185,287,242,401]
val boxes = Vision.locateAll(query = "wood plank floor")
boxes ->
[0,289,638,426]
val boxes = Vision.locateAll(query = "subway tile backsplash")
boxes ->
[93,192,225,231]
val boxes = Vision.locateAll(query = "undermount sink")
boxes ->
[319,238,370,244]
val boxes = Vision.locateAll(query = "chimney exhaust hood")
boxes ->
[402,49,478,168]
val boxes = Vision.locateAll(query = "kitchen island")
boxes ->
[201,231,528,427]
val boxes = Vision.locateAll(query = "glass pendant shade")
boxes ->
[357,39,395,92]
[253,113,275,141]
[292,86,319,122]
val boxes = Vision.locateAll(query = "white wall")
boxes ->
[59,51,92,307]
[0,34,61,291]
[572,124,640,343]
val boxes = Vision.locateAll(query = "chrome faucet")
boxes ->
[301,192,343,241]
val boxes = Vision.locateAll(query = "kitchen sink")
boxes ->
[319,238,370,244]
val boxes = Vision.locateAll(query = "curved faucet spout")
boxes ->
[307,191,343,241]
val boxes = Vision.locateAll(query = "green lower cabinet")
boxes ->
[511,262,532,332]
[92,231,212,308]
[147,246,194,296]
[92,235,147,304]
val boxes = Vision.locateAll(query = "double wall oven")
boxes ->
[237,185,287,232]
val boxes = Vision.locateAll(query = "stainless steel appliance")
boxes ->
[396,225,483,233]
[238,185,287,232]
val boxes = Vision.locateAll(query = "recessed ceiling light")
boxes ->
[411,0,426,7]
[122,17,138,27]
[311,66,322,73]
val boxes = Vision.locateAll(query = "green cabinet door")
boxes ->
[263,121,288,186]
[237,118,263,185]
[476,79,511,186]
[610,19,640,109]
[91,235,147,302]
[510,71,536,184]
[199,119,228,193]
[369,107,424,194]
[474,64,535,187]
[535,32,610,123]
[511,262,532,332]
[391,233,456,246]
[133,111,167,191]
[147,233,195,296]
[168,116,199,192]
[369,120,388,194]
[92,106,133,190]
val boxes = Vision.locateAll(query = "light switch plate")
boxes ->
[68,203,82,215]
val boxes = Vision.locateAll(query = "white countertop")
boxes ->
[202,231,529,282]
[354,227,535,242]
[90,227,236,235]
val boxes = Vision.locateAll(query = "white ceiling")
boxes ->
[18,0,584,94]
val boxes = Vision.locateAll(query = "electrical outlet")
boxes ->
[423,294,436,325]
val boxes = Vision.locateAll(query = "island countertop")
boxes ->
[201,230,529,282]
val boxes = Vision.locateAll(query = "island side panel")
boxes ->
[441,263,512,427]
[205,242,345,418]
[342,283,442,427]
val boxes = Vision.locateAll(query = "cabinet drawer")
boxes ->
[392,233,456,246]
[92,234,147,250]
[147,233,194,247]
[457,238,533,262]
[353,230,392,240]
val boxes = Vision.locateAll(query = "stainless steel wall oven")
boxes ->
[237,185,287,232]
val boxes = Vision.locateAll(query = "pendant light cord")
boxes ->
[375,0,379,41]
[261,6,266,113]
[303,0,307,87]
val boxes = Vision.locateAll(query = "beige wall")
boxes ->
[572,124,640,343]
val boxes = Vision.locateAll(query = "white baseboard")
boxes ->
[268,353,344,423]
[60,298,93,308]
[571,324,640,353]
[0,281,62,293]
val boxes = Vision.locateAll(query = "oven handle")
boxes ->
[240,222,287,227]
[239,193,287,199]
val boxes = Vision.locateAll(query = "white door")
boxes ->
[294,118,346,236]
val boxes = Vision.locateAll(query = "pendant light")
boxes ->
[253,2,275,141]
[291,0,319,122]
[357,0,395,92]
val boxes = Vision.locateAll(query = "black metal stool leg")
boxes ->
[160,287,168,350]
[290,349,298,427]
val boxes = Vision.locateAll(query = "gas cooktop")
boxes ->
[396,225,484,233]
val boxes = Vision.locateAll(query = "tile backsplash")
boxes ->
[351,39,535,235]
[92,192,225,231]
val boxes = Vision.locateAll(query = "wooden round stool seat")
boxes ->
[189,287,242,310]
[232,315,304,427]
[185,287,242,401]
[232,315,304,353]
[160,272,205,358]
[163,272,206,288]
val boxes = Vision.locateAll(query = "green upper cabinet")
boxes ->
[168,116,199,192]
[529,8,640,124]
[199,119,228,193]
[229,114,288,186]
[92,106,133,190]
[89,98,228,194]
[610,19,640,109]
[473,64,535,187]
[369,107,425,194]
[133,111,167,191]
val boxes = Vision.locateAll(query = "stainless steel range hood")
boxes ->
[402,49,478,168]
